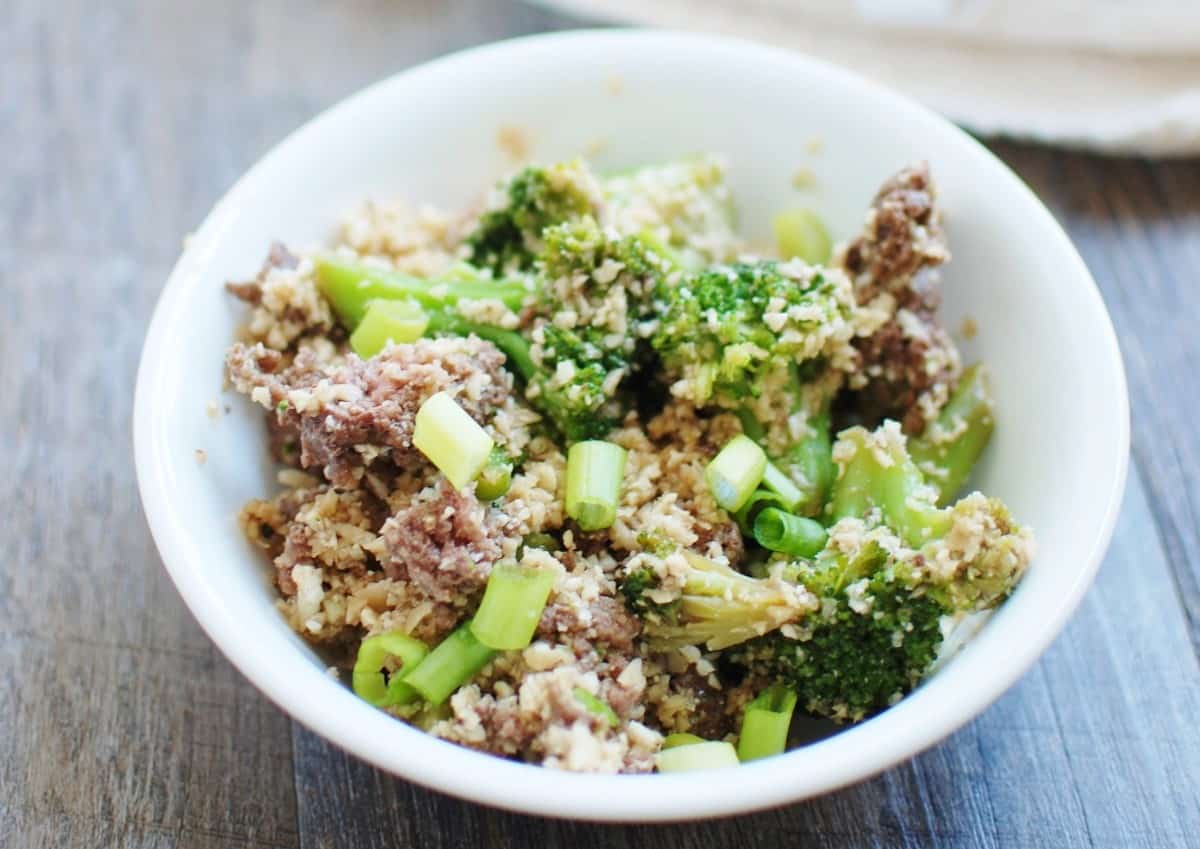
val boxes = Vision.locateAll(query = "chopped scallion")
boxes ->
[521,532,560,553]
[401,621,496,706]
[412,391,494,490]
[470,562,558,650]
[474,447,513,501]
[733,488,787,536]
[349,299,428,359]
[572,687,619,728]
[753,507,828,557]
[351,632,429,708]
[565,440,627,531]
[706,434,767,512]
[761,459,804,512]
[661,732,706,750]
[737,684,798,762]
[656,740,740,772]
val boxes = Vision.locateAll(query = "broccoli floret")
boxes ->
[514,216,675,441]
[734,540,948,722]
[651,260,855,406]
[619,422,1032,720]
[618,547,817,651]
[466,161,600,275]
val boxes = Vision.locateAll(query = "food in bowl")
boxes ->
[223,155,1033,773]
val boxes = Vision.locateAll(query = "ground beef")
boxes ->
[839,163,959,433]
[226,336,512,488]
[225,242,299,304]
[538,594,641,656]
[666,669,737,740]
[266,485,387,596]
[693,519,745,567]
[266,413,301,467]
[380,478,507,602]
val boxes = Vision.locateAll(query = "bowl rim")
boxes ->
[134,27,1130,821]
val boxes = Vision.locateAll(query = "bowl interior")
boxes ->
[135,30,1127,821]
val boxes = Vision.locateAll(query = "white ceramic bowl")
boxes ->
[134,30,1129,821]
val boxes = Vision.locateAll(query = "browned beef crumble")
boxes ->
[379,478,506,602]
[226,337,511,488]
[538,594,641,656]
[839,163,959,433]
[225,241,300,304]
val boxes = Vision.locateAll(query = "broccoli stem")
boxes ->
[829,425,950,547]
[909,364,995,505]
[421,310,539,380]
[784,405,836,517]
[314,257,529,328]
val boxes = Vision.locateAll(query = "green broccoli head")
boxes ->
[829,421,1035,612]
[536,216,674,338]
[519,217,678,442]
[918,492,1034,612]
[651,260,855,405]
[466,161,601,275]
[737,543,948,722]
[524,323,628,443]
[618,546,818,651]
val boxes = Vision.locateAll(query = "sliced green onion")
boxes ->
[656,740,740,772]
[573,687,619,728]
[412,391,495,490]
[733,489,787,536]
[474,447,513,501]
[737,684,798,762]
[753,508,828,557]
[565,440,627,531]
[521,532,560,553]
[470,562,558,650]
[349,299,428,358]
[401,621,496,706]
[761,459,804,512]
[661,732,706,750]
[773,208,832,265]
[706,434,767,512]
[351,632,430,708]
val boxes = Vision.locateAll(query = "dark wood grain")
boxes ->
[2,1,1198,848]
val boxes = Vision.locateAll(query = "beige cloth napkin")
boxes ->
[535,0,1200,156]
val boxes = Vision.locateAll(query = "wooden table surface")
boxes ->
[4,1,1199,847]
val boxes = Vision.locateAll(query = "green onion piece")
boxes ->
[661,732,706,750]
[773,208,832,265]
[737,684,798,762]
[761,459,804,512]
[474,447,513,501]
[521,532,560,553]
[565,440,627,531]
[401,621,496,706]
[656,740,740,772]
[706,434,767,512]
[753,508,828,557]
[412,391,495,490]
[573,687,619,728]
[909,364,995,505]
[351,632,430,708]
[349,299,429,359]
[733,489,787,536]
[315,257,529,328]
[470,563,558,650]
